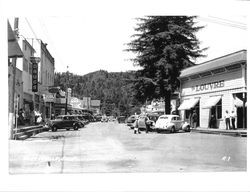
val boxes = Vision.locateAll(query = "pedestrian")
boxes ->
[192,110,198,129]
[145,114,150,133]
[224,110,231,130]
[230,110,237,130]
[134,118,141,134]
[189,110,193,128]
[209,114,216,128]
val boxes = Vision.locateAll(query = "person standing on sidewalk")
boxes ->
[230,110,237,130]
[145,114,150,133]
[224,110,231,130]
[192,110,198,129]
[134,117,141,134]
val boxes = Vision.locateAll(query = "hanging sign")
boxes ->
[32,62,38,92]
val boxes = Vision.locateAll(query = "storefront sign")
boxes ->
[32,62,38,92]
[44,93,55,103]
[192,80,225,92]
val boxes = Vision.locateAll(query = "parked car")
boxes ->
[117,116,126,123]
[101,115,108,122]
[136,113,160,131]
[154,114,190,133]
[74,115,88,127]
[126,115,138,128]
[82,113,95,122]
[94,114,102,122]
[48,115,83,132]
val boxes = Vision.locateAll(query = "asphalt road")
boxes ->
[9,121,247,174]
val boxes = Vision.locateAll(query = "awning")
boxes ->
[202,96,221,109]
[234,97,247,107]
[178,98,199,110]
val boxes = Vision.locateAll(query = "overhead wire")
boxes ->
[37,18,67,70]
[197,16,247,30]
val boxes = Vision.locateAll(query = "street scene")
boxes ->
[8,15,247,175]
[9,121,246,174]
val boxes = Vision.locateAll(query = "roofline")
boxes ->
[180,49,247,78]
[198,49,246,66]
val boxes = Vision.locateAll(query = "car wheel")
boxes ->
[186,126,190,132]
[66,128,70,131]
[170,126,175,133]
[52,125,57,132]
[73,124,79,130]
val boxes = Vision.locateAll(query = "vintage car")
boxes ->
[135,113,159,131]
[126,115,138,127]
[154,114,190,133]
[48,115,83,132]
[74,115,88,127]
[117,116,126,123]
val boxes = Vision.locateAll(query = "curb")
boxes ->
[191,128,247,137]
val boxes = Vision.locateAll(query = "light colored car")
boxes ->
[154,114,190,133]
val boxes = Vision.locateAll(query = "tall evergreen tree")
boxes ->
[127,16,206,114]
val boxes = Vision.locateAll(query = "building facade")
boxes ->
[178,50,247,129]
[22,39,35,123]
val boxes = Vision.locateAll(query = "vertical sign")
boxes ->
[30,56,40,92]
[32,62,38,92]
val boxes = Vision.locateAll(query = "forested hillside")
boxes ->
[54,70,142,116]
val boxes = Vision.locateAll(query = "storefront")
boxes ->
[178,50,247,129]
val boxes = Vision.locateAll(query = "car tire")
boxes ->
[73,124,79,130]
[52,126,57,132]
[170,126,175,133]
[185,126,190,132]
[66,128,70,131]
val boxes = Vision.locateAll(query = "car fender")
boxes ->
[166,122,175,130]
[182,122,190,129]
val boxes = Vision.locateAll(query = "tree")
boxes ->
[127,16,206,114]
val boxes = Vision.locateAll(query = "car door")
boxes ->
[174,116,182,130]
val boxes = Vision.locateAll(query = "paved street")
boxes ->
[9,122,247,174]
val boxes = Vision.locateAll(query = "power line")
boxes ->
[37,18,67,69]
[198,16,247,30]
[208,16,247,26]
[24,18,40,43]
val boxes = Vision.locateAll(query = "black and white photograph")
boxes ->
[1,0,250,191]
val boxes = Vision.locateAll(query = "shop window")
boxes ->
[212,99,222,119]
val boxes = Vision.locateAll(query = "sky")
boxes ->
[6,10,248,76]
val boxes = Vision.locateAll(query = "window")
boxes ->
[211,99,222,119]
[29,62,32,75]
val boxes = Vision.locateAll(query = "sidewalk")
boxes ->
[191,127,247,137]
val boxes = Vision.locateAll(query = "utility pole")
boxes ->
[65,66,69,115]
[10,18,19,140]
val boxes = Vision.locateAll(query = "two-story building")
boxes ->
[178,50,247,129]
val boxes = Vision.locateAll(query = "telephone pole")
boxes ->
[10,18,19,139]
[65,66,69,115]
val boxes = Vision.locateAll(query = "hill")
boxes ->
[54,70,142,116]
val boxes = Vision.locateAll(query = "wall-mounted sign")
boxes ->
[32,63,38,92]
[192,80,225,92]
